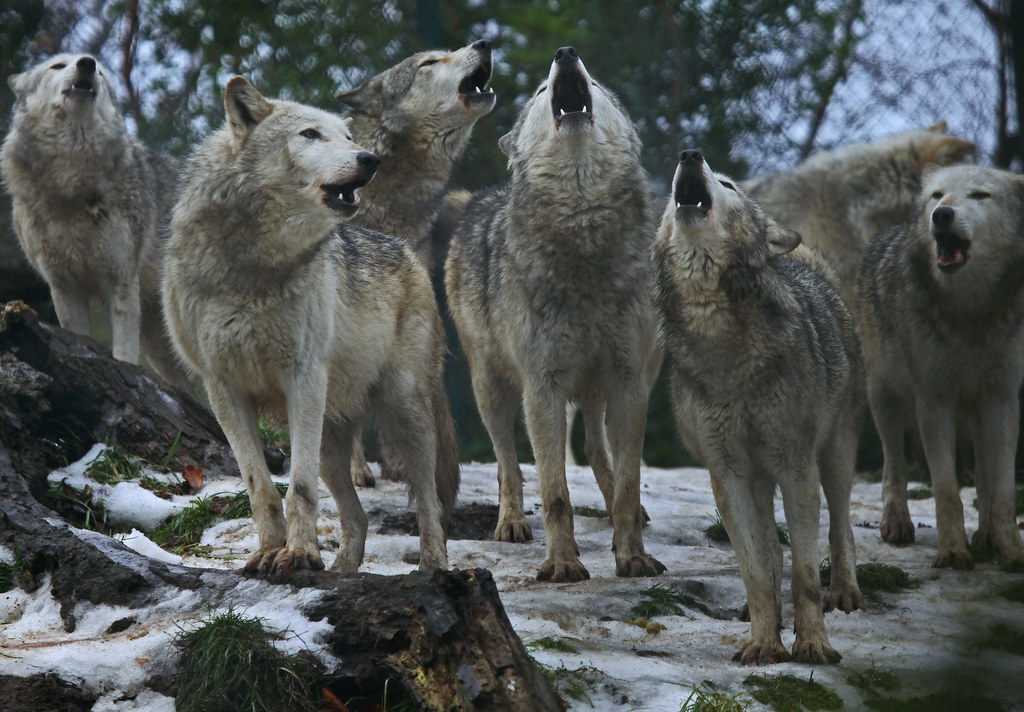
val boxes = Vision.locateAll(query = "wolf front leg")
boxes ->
[606,382,664,578]
[524,384,588,582]
[320,419,368,574]
[272,364,330,575]
[916,399,973,569]
[109,275,141,364]
[203,377,287,571]
[49,282,92,339]
[971,392,1024,572]
[871,380,916,546]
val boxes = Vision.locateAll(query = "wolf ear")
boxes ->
[922,135,976,167]
[224,76,274,143]
[921,162,943,180]
[337,76,383,116]
[925,120,948,133]
[498,131,514,156]
[7,72,25,100]
[767,222,801,257]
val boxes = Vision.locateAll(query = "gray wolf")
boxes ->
[857,163,1024,572]
[337,39,495,486]
[653,149,864,664]
[446,46,664,582]
[743,122,975,305]
[163,76,458,574]
[338,38,496,269]
[1,54,190,388]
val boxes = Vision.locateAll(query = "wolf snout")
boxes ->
[932,206,955,228]
[357,151,381,176]
[679,149,704,166]
[472,38,491,54]
[76,56,97,75]
[554,46,579,63]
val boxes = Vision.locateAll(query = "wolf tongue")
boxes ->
[938,249,964,266]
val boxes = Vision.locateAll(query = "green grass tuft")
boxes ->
[538,663,600,707]
[864,689,1008,712]
[819,559,919,594]
[974,623,1024,656]
[679,683,749,712]
[998,580,1024,604]
[847,667,901,695]
[705,511,788,545]
[84,445,144,484]
[174,609,322,712]
[906,487,933,500]
[153,483,288,551]
[574,505,608,518]
[527,636,580,654]
[630,583,690,618]
[743,673,841,712]
[0,560,14,594]
[42,480,123,535]
[259,421,290,453]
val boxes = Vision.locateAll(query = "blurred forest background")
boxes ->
[1,0,1022,469]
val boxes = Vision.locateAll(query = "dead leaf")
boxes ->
[134,658,148,666]
[321,687,350,711]
[182,464,203,491]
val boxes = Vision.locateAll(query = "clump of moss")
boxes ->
[174,609,322,712]
[574,505,608,518]
[864,689,1008,712]
[997,580,1024,604]
[906,487,933,500]
[527,636,580,654]
[847,667,901,695]
[742,673,842,712]
[679,683,749,712]
[819,559,918,595]
[974,623,1024,657]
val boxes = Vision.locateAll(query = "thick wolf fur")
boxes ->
[338,39,495,268]
[743,122,975,305]
[163,77,458,575]
[653,150,864,665]
[1,54,190,387]
[446,47,664,582]
[338,41,495,487]
[857,164,1024,572]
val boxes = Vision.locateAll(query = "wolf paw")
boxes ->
[880,509,915,545]
[791,638,842,665]
[615,554,667,578]
[259,547,324,578]
[379,458,405,482]
[933,547,974,570]
[733,639,790,666]
[823,586,865,613]
[495,519,533,543]
[537,558,590,583]
[352,462,375,488]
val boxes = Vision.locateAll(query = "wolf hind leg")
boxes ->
[109,276,141,365]
[320,419,367,574]
[50,282,91,339]
[971,394,1024,571]
[203,377,287,572]
[870,381,915,545]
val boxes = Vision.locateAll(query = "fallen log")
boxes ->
[0,301,562,711]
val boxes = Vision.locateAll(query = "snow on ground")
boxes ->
[3,447,1024,710]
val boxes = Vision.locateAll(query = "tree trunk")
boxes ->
[0,301,562,711]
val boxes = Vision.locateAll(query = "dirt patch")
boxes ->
[375,502,499,541]
[0,673,96,711]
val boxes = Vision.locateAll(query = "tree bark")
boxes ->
[0,301,562,711]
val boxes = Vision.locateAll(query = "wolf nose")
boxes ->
[357,151,380,174]
[932,206,955,227]
[679,149,704,165]
[472,39,491,53]
[554,46,579,63]
[76,56,96,75]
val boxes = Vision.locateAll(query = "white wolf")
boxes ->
[163,77,458,575]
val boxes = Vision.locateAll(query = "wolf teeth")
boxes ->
[697,201,703,208]
[582,105,587,113]
[560,109,566,116]
[475,86,481,93]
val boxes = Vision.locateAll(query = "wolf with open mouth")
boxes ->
[446,46,663,582]
[164,77,459,578]
[858,163,1024,573]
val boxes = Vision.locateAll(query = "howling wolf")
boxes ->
[1,54,189,387]
[858,163,1024,572]
[654,149,864,664]
[743,122,975,305]
[446,47,663,582]
[163,77,458,575]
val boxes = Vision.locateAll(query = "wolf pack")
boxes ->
[3,42,1022,667]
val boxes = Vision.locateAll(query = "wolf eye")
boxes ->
[419,59,439,68]
[534,83,548,97]
[50,63,66,70]
[931,191,943,200]
[968,191,991,200]
[299,128,322,140]
[720,180,736,191]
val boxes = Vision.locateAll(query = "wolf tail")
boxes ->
[431,371,461,534]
